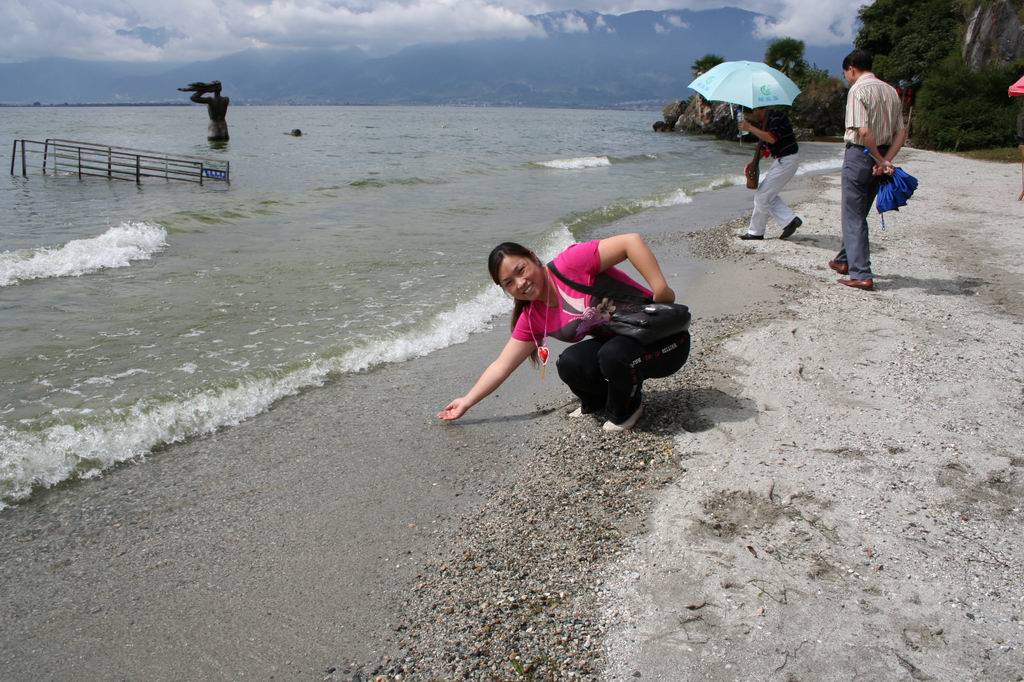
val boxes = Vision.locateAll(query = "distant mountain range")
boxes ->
[0,9,851,107]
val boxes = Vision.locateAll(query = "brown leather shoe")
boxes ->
[828,260,849,275]
[838,277,874,290]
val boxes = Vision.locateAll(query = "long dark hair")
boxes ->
[488,242,542,362]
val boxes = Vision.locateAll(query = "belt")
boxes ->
[846,142,890,151]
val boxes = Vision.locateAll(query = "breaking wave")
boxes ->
[0,226,575,509]
[533,156,612,170]
[0,222,167,287]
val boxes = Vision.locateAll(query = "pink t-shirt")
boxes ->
[511,240,651,345]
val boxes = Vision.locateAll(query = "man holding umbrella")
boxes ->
[686,61,803,240]
[738,107,802,240]
[830,49,907,291]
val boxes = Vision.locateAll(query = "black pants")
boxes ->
[555,331,690,424]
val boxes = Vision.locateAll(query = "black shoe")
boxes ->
[780,217,802,239]
[739,233,764,240]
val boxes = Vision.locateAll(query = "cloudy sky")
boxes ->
[3,0,867,64]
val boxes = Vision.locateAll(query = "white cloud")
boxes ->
[593,15,613,33]
[1,0,544,61]
[230,0,544,51]
[653,13,688,32]
[522,0,861,45]
[552,11,590,33]
[1,0,862,62]
[0,0,252,62]
[753,0,869,46]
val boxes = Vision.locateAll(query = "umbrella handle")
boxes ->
[862,146,889,168]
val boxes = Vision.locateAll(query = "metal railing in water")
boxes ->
[9,138,230,185]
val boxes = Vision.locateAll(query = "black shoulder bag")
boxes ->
[547,261,691,346]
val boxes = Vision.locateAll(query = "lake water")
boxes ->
[0,105,842,507]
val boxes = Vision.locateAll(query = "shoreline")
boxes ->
[356,173,833,677]
[0,166,782,679]
[355,149,1024,679]
[7,147,1020,680]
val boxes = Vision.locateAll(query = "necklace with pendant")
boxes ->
[527,271,553,381]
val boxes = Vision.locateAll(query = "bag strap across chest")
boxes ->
[547,260,651,306]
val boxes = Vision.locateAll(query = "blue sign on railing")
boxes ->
[203,168,228,180]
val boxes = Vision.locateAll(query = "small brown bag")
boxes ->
[745,143,762,190]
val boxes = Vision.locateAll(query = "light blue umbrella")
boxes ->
[688,61,801,108]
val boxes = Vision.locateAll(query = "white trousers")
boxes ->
[747,153,799,236]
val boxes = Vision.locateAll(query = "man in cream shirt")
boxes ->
[830,49,907,290]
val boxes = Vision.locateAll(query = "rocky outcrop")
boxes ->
[667,90,843,139]
[670,95,823,140]
[674,96,740,139]
[659,100,686,131]
[962,0,1024,69]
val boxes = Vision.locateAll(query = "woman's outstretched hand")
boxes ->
[652,285,676,304]
[438,397,470,421]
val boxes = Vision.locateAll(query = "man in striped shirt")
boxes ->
[830,49,907,290]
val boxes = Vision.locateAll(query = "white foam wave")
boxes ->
[0,227,578,509]
[796,158,844,176]
[693,176,747,193]
[0,222,167,287]
[638,189,693,209]
[536,156,612,170]
[82,368,153,386]
[692,156,843,195]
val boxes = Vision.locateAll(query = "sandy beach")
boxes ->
[362,148,1024,679]
[601,148,1024,680]
[3,146,1023,681]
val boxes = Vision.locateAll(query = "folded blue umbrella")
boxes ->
[860,147,918,228]
[876,167,918,229]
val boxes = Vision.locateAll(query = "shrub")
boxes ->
[855,0,960,84]
[914,53,1024,150]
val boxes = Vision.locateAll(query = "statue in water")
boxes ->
[179,81,229,141]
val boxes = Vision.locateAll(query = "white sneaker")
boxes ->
[602,404,643,432]
[569,407,584,418]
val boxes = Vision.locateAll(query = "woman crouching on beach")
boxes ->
[438,234,690,432]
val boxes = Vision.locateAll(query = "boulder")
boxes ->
[660,100,686,131]
[962,0,1024,70]
[675,96,739,139]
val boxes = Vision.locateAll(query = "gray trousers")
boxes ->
[835,145,883,280]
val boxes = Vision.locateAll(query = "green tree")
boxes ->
[855,0,960,83]
[914,54,1023,150]
[765,38,808,81]
[769,47,846,136]
[691,53,725,79]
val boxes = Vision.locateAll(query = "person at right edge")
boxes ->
[831,49,907,291]
[738,106,802,240]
